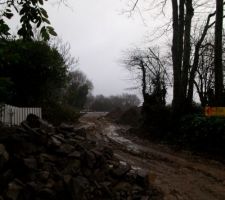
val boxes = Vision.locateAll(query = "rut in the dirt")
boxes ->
[80,112,225,200]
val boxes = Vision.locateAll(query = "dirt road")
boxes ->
[79,112,225,200]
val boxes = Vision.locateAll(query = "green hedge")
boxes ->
[179,115,225,153]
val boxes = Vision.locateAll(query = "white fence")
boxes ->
[0,104,42,126]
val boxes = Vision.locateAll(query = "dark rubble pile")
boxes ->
[0,115,162,200]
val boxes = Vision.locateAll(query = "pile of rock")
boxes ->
[0,115,162,200]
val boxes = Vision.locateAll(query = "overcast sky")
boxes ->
[7,0,215,102]
[44,0,169,98]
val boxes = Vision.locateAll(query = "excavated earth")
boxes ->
[79,112,225,200]
[0,114,162,200]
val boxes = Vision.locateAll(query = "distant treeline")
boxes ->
[85,94,140,112]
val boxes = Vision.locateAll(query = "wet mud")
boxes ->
[79,112,225,200]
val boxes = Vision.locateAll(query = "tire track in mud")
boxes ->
[80,113,225,200]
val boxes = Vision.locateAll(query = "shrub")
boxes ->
[117,106,141,126]
[179,115,225,153]
[42,103,81,125]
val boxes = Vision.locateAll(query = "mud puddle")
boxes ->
[80,112,225,200]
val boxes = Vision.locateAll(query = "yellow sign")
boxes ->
[205,107,225,117]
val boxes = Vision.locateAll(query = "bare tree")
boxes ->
[123,49,147,101]
[187,10,217,105]
[49,37,79,70]
[123,47,169,106]
[121,93,141,107]
[127,0,222,115]
[194,41,214,106]
[86,93,140,112]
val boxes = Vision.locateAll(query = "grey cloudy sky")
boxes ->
[45,0,168,97]
[7,0,214,102]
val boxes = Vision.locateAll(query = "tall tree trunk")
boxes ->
[171,0,182,116]
[178,0,185,69]
[214,0,224,106]
[182,0,194,108]
[140,60,147,102]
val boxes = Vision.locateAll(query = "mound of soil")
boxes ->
[106,107,123,121]
[117,107,141,127]
[0,115,162,200]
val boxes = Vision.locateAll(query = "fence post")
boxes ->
[9,108,14,126]
[0,104,3,124]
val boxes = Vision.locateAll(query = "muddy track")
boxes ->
[79,113,225,200]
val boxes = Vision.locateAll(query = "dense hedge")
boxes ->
[179,115,225,154]
[136,104,225,156]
